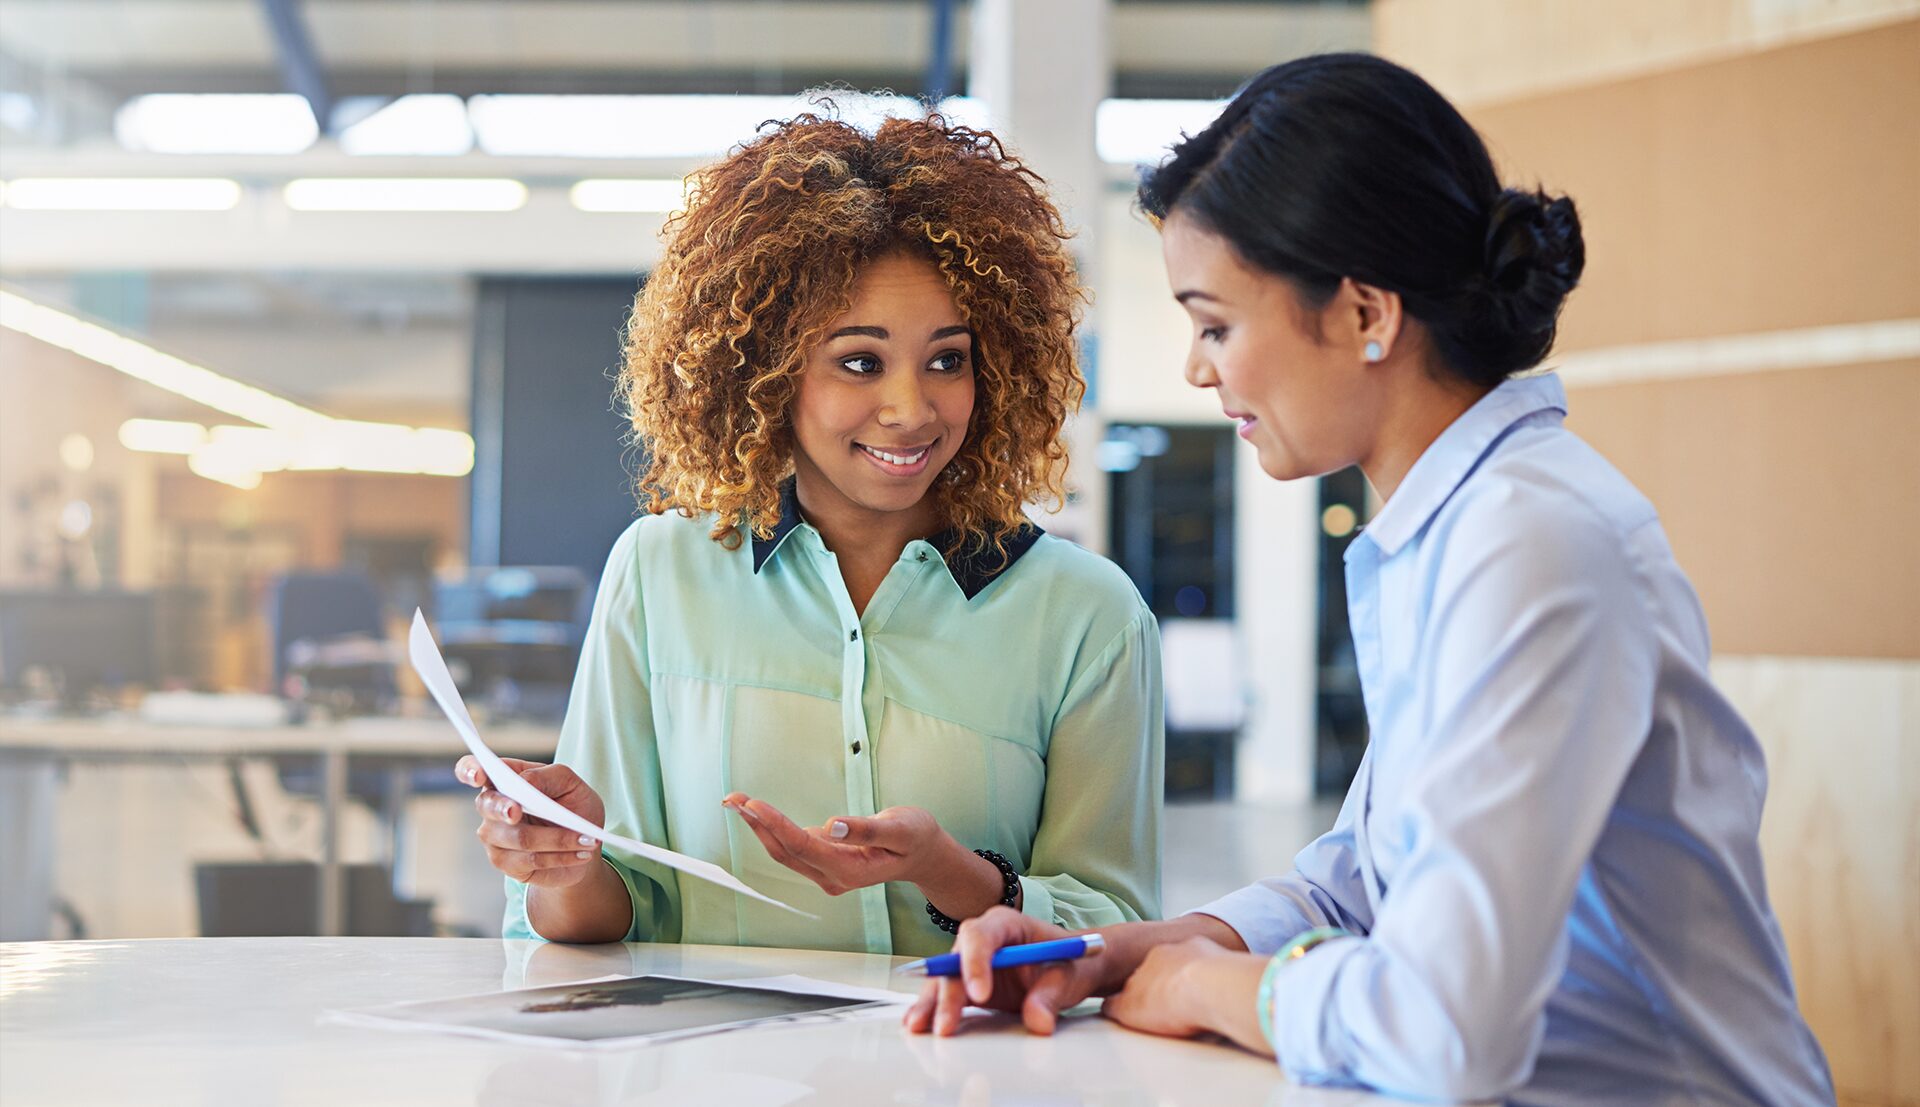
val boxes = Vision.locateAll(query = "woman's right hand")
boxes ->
[457,755,607,889]
[902,907,1153,1037]
[902,909,1248,1038]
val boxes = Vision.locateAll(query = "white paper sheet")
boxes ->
[408,609,813,916]
[324,972,907,1052]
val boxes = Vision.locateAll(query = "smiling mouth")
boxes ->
[855,441,934,474]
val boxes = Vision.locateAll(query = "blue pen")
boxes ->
[893,934,1106,977]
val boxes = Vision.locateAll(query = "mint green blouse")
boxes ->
[503,490,1164,957]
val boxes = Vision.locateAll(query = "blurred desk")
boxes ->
[0,937,1410,1107]
[0,716,558,938]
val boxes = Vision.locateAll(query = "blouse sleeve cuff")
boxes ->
[1017,875,1059,927]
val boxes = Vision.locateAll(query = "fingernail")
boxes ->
[830,821,849,839]
[576,851,592,860]
[578,835,594,847]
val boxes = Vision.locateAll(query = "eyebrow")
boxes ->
[1174,290,1223,305]
[827,324,973,341]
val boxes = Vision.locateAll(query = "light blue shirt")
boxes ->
[1199,374,1832,1105]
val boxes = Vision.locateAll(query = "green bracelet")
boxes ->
[1256,927,1352,1049]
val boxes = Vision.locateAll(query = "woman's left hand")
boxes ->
[1101,936,1270,1049]
[722,793,957,896]
[1099,936,1220,1038]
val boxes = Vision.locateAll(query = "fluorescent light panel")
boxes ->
[3,177,242,211]
[338,94,474,157]
[4,290,474,487]
[0,289,328,430]
[469,93,988,159]
[119,419,209,455]
[121,419,473,482]
[570,178,687,213]
[186,450,262,490]
[1095,99,1230,165]
[283,177,528,212]
[116,94,318,155]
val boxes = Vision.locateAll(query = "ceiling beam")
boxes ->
[258,0,335,131]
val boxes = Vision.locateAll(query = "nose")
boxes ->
[879,369,938,430]
[1183,341,1219,390]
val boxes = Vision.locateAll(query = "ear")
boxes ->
[1341,278,1403,364]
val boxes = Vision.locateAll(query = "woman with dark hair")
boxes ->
[457,108,1162,957]
[907,54,1832,1106]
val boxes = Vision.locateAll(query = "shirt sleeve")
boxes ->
[1017,607,1164,930]
[502,520,683,943]
[1188,767,1377,953]
[1267,502,1660,1102]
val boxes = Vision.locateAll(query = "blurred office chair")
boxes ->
[239,573,451,934]
[264,572,402,807]
[265,568,467,796]
[267,571,396,713]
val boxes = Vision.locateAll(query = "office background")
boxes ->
[0,3,1913,1105]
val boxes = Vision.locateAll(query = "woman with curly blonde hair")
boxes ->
[458,108,1164,956]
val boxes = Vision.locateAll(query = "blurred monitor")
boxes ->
[0,590,157,708]
[267,572,396,717]
[434,566,591,634]
[433,567,591,721]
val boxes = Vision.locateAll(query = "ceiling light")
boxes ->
[469,93,968,160]
[119,419,209,455]
[57,500,94,540]
[1095,99,1230,166]
[116,94,318,155]
[283,178,528,212]
[59,434,96,472]
[338,94,474,157]
[9,287,476,487]
[186,451,263,490]
[569,178,688,214]
[470,94,787,159]
[3,178,242,211]
[1,289,328,430]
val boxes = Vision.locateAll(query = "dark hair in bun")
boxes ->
[1138,53,1585,388]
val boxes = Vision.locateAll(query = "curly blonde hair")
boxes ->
[619,107,1087,558]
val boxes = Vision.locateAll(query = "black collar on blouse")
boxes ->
[751,479,1044,601]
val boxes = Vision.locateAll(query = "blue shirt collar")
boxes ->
[751,478,1044,600]
[1353,372,1569,559]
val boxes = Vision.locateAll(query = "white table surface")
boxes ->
[0,937,1407,1106]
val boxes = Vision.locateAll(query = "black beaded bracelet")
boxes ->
[926,848,1020,934]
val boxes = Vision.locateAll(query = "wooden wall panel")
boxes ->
[1375,0,1919,109]
[1565,360,1920,659]
[1455,18,1920,351]
[1716,657,1920,1107]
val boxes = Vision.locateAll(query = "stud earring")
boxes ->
[1364,340,1385,363]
